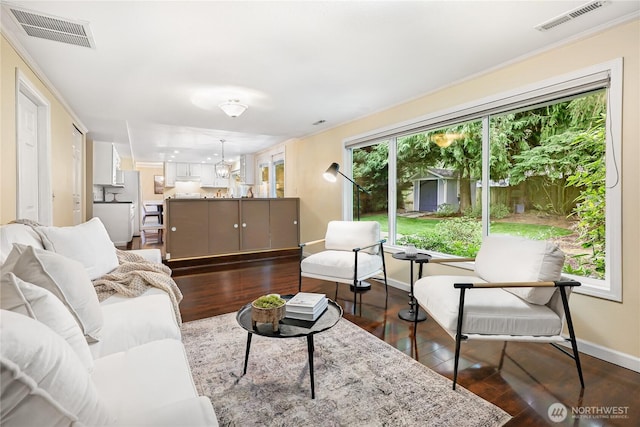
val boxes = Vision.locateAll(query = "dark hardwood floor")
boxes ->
[132,238,640,426]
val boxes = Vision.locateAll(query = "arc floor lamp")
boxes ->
[323,162,374,291]
[323,162,370,221]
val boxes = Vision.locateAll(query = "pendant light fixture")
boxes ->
[215,139,232,178]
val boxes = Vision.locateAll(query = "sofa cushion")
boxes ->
[0,310,114,426]
[325,221,381,255]
[1,273,94,372]
[89,288,181,358]
[301,250,382,281]
[413,275,563,336]
[128,248,162,264]
[91,339,200,421]
[118,396,218,427]
[5,244,103,342]
[36,218,119,280]
[474,235,565,305]
[0,223,43,266]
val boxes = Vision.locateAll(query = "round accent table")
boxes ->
[236,295,343,399]
[392,252,432,322]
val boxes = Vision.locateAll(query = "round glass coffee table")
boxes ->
[236,295,343,399]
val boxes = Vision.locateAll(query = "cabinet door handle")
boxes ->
[234,224,238,228]
[294,220,298,225]
[171,227,177,231]
[242,223,247,228]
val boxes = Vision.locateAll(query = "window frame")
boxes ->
[342,59,623,301]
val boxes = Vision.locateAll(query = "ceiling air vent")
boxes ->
[7,6,95,48]
[535,0,611,32]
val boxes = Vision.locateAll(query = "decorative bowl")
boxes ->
[251,295,286,332]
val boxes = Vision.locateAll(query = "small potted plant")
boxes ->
[251,294,286,332]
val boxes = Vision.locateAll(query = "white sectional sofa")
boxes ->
[0,218,218,426]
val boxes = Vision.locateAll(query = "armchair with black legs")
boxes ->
[413,234,584,390]
[299,220,388,315]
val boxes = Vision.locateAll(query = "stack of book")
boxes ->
[285,292,328,321]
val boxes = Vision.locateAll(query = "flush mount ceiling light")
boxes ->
[219,100,248,118]
[215,139,232,178]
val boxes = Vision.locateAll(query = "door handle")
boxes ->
[171,227,176,232]
[242,223,247,228]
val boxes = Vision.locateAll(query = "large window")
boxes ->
[352,142,389,221]
[346,60,621,300]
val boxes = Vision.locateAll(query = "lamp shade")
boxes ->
[323,162,339,182]
[219,100,248,118]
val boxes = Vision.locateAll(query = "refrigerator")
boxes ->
[110,170,142,236]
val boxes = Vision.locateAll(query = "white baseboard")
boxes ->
[380,277,640,373]
[569,338,640,373]
[385,277,409,293]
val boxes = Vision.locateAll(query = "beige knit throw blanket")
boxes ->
[92,249,183,325]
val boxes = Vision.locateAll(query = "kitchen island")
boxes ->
[165,198,299,261]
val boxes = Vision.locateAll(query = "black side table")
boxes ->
[392,252,431,322]
[236,295,343,399]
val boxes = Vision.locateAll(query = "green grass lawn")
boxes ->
[362,213,572,240]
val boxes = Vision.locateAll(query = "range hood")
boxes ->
[175,176,200,182]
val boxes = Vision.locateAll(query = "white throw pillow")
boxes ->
[0,310,114,426]
[0,223,43,265]
[0,272,94,372]
[474,235,565,305]
[6,244,103,342]
[35,218,119,280]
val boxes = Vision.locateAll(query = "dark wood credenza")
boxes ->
[165,198,299,261]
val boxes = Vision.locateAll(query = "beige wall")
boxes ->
[136,165,165,203]
[293,20,640,362]
[1,35,86,226]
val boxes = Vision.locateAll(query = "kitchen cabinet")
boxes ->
[166,198,299,260]
[239,154,255,184]
[165,200,209,259]
[269,198,299,249]
[164,162,176,187]
[93,142,123,186]
[240,200,270,251]
[176,162,201,179]
[200,164,230,188]
[208,200,240,255]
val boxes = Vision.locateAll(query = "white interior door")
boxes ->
[16,70,52,225]
[72,127,83,224]
[17,91,39,221]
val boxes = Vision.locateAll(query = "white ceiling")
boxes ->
[2,1,638,165]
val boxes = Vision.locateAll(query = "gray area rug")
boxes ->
[181,313,511,426]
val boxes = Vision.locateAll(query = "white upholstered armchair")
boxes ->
[413,235,584,390]
[299,221,388,315]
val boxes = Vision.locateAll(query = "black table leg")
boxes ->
[398,259,427,322]
[243,332,252,375]
[307,334,315,399]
